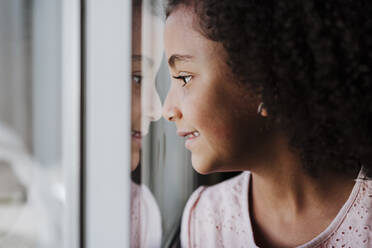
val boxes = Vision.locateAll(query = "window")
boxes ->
[0,1,79,247]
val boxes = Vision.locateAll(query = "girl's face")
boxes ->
[163,7,266,174]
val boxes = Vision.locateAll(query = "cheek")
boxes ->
[186,87,236,149]
[186,82,260,161]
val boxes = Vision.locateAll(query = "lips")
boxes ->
[178,130,200,149]
[177,130,200,139]
[131,130,142,139]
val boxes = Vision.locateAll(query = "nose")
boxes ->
[162,88,182,122]
[143,88,162,122]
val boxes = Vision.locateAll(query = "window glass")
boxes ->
[130,0,196,246]
[0,1,66,247]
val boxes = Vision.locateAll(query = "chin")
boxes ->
[191,153,220,175]
[131,151,140,171]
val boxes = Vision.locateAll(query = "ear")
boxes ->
[257,102,268,117]
[261,107,268,117]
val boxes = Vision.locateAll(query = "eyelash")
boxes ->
[173,75,192,87]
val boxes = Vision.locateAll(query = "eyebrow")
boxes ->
[132,54,154,67]
[168,54,194,67]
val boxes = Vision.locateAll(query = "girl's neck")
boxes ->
[248,134,357,247]
[250,166,356,217]
[249,133,357,216]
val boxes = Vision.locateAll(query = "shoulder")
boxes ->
[130,182,162,248]
[182,172,249,220]
[323,178,372,247]
[180,172,251,247]
[357,178,372,218]
[140,184,162,247]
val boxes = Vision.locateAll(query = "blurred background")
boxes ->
[0,0,64,247]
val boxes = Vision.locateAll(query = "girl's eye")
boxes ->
[132,75,142,85]
[173,75,192,87]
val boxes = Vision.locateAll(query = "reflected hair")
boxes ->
[166,0,372,178]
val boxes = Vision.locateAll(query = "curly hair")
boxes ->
[166,0,372,177]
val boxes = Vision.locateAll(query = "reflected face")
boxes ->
[131,6,163,171]
[163,7,263,174]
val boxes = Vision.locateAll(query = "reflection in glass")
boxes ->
[131,0,209,246]
[130,0,163,247]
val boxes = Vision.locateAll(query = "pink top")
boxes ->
[181,170,372,247]
[131,182,162,248]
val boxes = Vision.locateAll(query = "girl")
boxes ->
[162,1,372,247]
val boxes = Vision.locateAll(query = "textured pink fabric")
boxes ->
[181,170,372,248]
[131,182,162,248]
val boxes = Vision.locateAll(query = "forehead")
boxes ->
[164,7,218,61]
[132,6,164,69]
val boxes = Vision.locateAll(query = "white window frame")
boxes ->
[62,0,81,248]
[85,0,132,248]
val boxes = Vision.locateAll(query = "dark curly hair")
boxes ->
[166,0,372,178]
